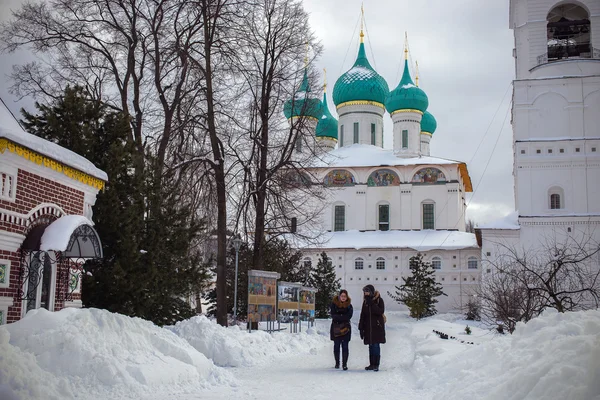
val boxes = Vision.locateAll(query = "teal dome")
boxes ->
[421,111,437,134]
[316,91,338,140]
[332,42,389,107]
[386,59,428,114]
[284,70,323,120]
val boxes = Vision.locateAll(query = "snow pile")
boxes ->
[0,327,74,400]
[168,315,329,367]
[3,308,232,399]
[40,215,92,252]
[417,309,600,400]
[478,210,520,230]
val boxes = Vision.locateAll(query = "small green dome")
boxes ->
[421,111,437,134]
[316,92,338,140]
[332,42,389,107]
[284,70,323,120]
[386,59,428,114]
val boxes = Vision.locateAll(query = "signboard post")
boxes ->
[247,270,280,332]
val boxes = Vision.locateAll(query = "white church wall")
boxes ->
[337,104,384,147]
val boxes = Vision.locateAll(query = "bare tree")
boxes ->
[478,229,600,332]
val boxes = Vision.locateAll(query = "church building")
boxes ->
[287,21,481,312]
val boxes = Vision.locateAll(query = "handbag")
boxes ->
[333,321,350,337]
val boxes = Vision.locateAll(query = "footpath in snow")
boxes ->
[1,307,599,400]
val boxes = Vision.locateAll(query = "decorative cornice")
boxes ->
[0,138,105,190]
[289,116,319,122]
[336,101,385,110]
[391,109,424,116]
[421,131,433,136]
[317,136,338,143]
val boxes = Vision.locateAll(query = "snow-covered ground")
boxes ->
[1,307,599,400]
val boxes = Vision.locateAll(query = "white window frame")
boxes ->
[431,256,442,270]
[548,186,564,210]
[333,203,346,232]
[0,259,11,289]
[376,257,386,270]
[354,258,364,270]
[467,257,478,270]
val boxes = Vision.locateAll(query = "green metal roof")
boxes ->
[316,92,338,140]
[386,59,428,114]
[421,110,437,134]
[284,70,323,120]
[332,42,389,107]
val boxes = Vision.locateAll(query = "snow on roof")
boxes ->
[477,211,520,230]
[40,215,93,252]
[0,101,108,181]
[314,144,465,169]
[291,229,479,251]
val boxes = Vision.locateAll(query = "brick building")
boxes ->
[0,101,107,324]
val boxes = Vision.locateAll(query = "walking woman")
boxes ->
[330,289,353,370]
[358,284,385,371]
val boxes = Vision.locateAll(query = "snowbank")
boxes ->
[416,309,600,400]
[167,315,329,367]
[3,308,232,399]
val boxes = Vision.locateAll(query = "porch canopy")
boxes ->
[35,215,103,259]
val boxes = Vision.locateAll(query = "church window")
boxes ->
[371,123,376,145]
[550,194,561,209]
[378,204,390,231]
[560,149,564,153]
[431,257,442,270]
[334,205,346,231]
[546,4,591,62]
[467,257,478,269]
[422,203,435,229]
[520,149,525,154]
[402,130,408,149]
[354,258,364,270]
[536,149,541,154]
[376,257,386,270]
[353,123,359,144]
[302,257,312,270]
[576,147,580,152]
[593,147,597,152]
[548,149,553,154]
[548,186,564,210]
[295,136,302,153]
[340,125,344,146]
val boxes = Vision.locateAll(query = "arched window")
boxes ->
[467,257,478,270]
[422,201,435,230]
[431,256,442,270]
[547,4,591,62]
[355,258,364,270]
[378,203,390,231]
[302,257,312,270]
[548,186,564,210]
[376,257,386,270]
[333,204,346,231]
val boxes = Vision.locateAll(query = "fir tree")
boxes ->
[387,253,446,320]
[309,252,341,318]
[22,86,210,326]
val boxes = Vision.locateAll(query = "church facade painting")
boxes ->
[412,167,446,184]
[323,169,356,187]
[367,169,400,187]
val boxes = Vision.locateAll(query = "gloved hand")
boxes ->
[365,295,373,304]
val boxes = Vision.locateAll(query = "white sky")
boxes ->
[0,0,517,225]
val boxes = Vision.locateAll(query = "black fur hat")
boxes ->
[362,285,375,295]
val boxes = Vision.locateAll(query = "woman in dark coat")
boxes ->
[330,289,353,370]
[358,284,385,371]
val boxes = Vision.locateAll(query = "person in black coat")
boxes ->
[358,284,385,371]
[330,289,353,370]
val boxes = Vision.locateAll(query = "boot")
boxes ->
[342,351,349,371]
[365,355,375,371]
[334,357,340,369]
[373,355,380,372]
[334,347,340,369]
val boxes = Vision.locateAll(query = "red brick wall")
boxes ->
[0,169,84,219]
[1,168,87,323]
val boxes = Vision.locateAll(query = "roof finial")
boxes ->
[323,68,327,93]
[360,3,365,43]
[404,31,409,61]
[415,60,419,87]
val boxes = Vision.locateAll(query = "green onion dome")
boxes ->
[316,91,338,140]
[386,59,428,114]
[420,110,437,135]
[332,42,389,108]
[284,69,323,121]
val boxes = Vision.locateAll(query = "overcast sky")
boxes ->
[0,0,516,225]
